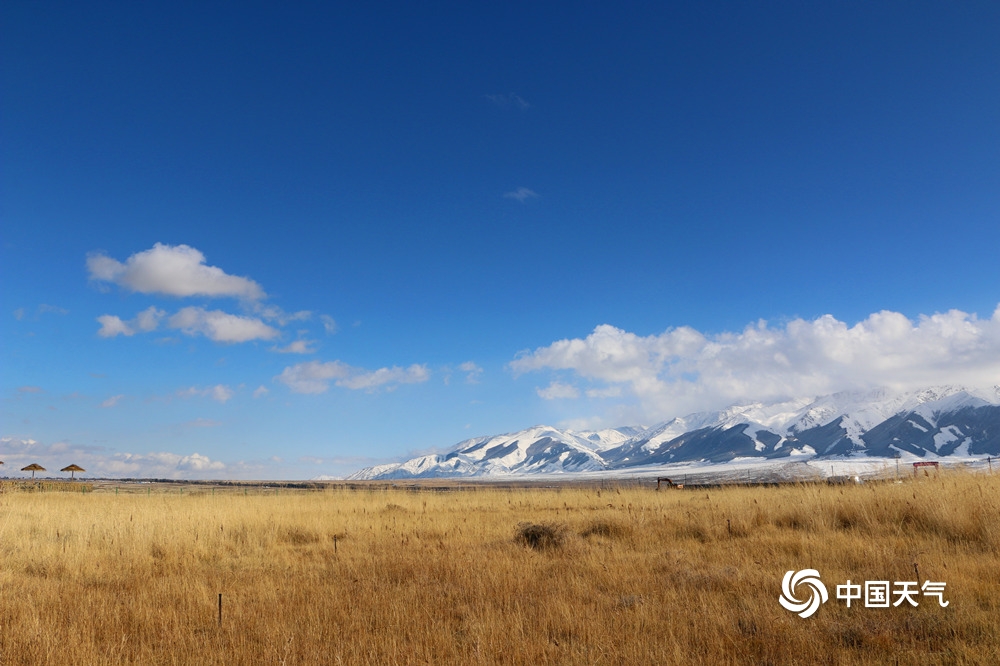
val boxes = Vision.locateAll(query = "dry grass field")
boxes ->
[0,471,997,665]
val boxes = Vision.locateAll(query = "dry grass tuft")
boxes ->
[515,521,566,550]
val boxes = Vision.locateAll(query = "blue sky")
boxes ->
[3,2,999,479]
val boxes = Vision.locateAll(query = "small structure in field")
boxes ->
[21,463,46,479]
[913,461,939,477]
[61,464,85,480]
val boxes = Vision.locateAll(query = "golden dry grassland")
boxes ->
[0,471,997,665]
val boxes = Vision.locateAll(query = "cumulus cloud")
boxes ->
[100,450,226,476]
[0,436,39,452]
[276,360,430,394]
[0,436,227,479]
[97,315,134,337]
[96,306,166,338]
[255,304,311,326]
[177,384,234,403]
[537,381,580,400]
[87,243,264,300]
[134,306,165,332]
[272,339,317,354]
[339,365,431,391]
[176,452,225,471]
[275,361,349,394]
[97,306,274,343]
[503,187,539,202]
[511,305,1000,421]
[320,315,338,334]
[252,385,269,398]
[458,361,483,384]
[168,307,278,343]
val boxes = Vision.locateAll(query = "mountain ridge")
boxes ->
[345,385,1000,480]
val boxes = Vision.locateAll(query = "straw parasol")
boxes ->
[22,463,46,479]
[61,464,85,480]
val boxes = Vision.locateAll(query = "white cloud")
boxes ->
[0,436,39,452]
[275,360,350,394]
[102,451,226,476]
[0,436,227,479]
[100,395,125,408]
[177,384,234,403]
[97,306,274,343]
[97,315,134,337]
[134,306,165,332]
[252,385,269,398]
[458,361,483,384]
[537,381,581,400]
[97,306,167,338]
[320,315,338,334]
[339,365,430,391]
[176,452,226,471]
[272,339,317,354]
[168,307,279,343]
[255,304,312,326]
[87,243,265,300]
[503,187,539,202]
[276,360,431,394]
[13,308,24,320]
[511,305,1000,421]
[210,385,234,403]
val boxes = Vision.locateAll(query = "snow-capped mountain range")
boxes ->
[346,386,1000,480]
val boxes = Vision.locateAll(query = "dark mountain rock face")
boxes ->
[786,417,856,457]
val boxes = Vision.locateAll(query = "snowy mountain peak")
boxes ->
[346,386,1000,479]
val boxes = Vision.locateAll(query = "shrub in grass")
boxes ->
[515,522,565,550]
[580,519,630,539]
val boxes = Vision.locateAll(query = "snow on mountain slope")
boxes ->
[345,386,1000,479]
[787,385,997,433]
[576,426,648,450]
[346,425,616,480]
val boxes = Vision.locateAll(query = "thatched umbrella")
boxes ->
[61,464,85,480]
[22,463,46,479]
